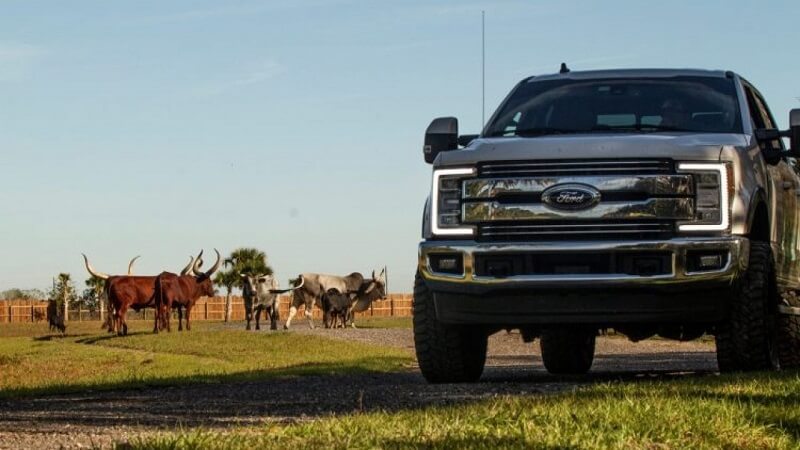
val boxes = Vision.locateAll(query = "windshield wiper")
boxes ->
[488,127,575,137]
[592,124,699,133]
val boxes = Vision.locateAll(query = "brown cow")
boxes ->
[82,254,194,336]
[155,249,221,332]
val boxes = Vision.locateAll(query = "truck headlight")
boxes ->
[677,163,731,232]
[431,167,475,236]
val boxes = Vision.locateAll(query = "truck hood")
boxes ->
[436,133,749,167]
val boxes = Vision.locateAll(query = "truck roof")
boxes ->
[526,68,732,82]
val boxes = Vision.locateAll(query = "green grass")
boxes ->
[131,370,800,450]
[353,316,412,329]
[0,321,412,399]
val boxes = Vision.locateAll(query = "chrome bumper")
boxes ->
[419,237,749,293]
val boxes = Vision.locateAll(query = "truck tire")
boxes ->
[540,328,596,375]
[715,241,780,372]
[413,272,487,383]
[778,310,800,368]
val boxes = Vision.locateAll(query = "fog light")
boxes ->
[686,251,728,273]
[698,255,722,269]
[429,253,464,275]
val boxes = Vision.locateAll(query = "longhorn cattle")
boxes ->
[320,269,388,328]
[241,274,280,331]
[283,270,386,329]
[346,269,387,328]
[154,249,221,332]
[283,272,363,329]
[83,254,194,336]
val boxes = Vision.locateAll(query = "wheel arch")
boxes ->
[747,189,770,243]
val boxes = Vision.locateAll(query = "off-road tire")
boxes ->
[778,306,800,368]
[539,328,596,375]
[715,241,780,372]
[413,272,487,383]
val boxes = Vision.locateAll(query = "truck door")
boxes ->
[745,84,800,289]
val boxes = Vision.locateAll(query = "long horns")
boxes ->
[127,256,140,275]
[82,254,110,280]
[192,248,221,278]
[179,256,195,276]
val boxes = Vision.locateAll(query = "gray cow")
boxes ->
[241,274,280,330]
[346,269,387,328]
[284,269,387,329]
[283,272,365,329]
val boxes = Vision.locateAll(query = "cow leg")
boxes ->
[285,306,298,330]
[153,304,161,334]
[185,304,192,331]
[255,306,262,331]
[115,305,126,336]
[270,305,279,330]
[305,300,315,329]
[177,306,183,331]
[245,307,252,331]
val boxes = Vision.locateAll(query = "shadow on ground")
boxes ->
[0,350,721,430]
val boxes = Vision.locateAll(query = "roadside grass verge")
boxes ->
[0,321,412,399]
[352,316,412,329]
[132,370,800,449]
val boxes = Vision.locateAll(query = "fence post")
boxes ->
[7,304,11,323]
[390,295,395,317]
[205,301,209,320]
[31,305,34,322]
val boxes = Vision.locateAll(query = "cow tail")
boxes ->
[155,277,164,327]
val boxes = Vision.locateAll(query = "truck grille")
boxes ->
[477,221,675,241]
[473,250,673,277]
[478,159,673,177]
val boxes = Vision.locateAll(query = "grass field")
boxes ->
[133,370,800,449]
[0,319,412,399]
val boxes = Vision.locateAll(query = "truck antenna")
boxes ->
[481,10,485,128]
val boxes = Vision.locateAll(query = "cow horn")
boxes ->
[192,250,205,276]
[203,248,222,277]
[82,254,109,280]
[127,255,140,275]
[180,256,195,276]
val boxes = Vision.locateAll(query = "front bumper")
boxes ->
[418,237,748,325]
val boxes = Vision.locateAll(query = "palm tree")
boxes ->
[49,273,77,323]
[214,248,273,322]
[83,276,105,311]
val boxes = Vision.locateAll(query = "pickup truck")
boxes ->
[414,68,800,383]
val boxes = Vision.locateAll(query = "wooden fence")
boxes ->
[0,294,413,324]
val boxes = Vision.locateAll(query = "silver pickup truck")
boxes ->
[414,68,800,382]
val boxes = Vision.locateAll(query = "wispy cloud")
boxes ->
[0,42,45,82]
[192,60,286,97]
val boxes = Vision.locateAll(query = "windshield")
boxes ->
[485,76,742,137]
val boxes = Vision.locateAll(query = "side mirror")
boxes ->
[790,109,800,156]
[423,117,458,164]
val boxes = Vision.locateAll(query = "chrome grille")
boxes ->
[478,221,675,241]
[479,159,673,177]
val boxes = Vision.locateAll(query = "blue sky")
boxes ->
[2,0,799,293]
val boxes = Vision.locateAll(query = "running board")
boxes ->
[779,304,800,316]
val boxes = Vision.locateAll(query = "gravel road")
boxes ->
[0,326,717,449]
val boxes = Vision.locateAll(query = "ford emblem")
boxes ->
[542,183,601,211]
